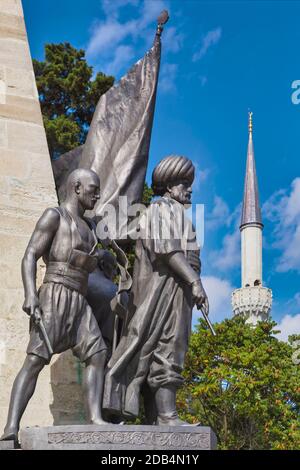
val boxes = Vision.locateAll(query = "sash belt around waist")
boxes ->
[43,262,89,296]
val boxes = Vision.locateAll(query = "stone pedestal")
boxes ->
[0,439,16,450]
[20,424,217,450]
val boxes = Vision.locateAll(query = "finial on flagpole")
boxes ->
[248,110,253,134]
[156,10,169,37]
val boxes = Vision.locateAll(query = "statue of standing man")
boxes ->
[103,155,208,425]
[1,168,109,443]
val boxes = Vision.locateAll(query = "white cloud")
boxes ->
[193,275,234,323]
[139,0,170,29]
[163,26,184,53]
[191,163,210,192]
[198,167,210,183]
[101,0,139,18]
[276,314,300,342]
[277,226,300,272]
[86,0,183,77]
[87,19,136,58]
[283,178,300,224]
[199,75,208,86]
[193,27,222,62]
[208,201,241,272]
[263,177,300,273]
[294,293,300,306]
[211,230,240,272]
[105,45,135,75]
[206,195,230,230]
[285,292,300,311]
[159,63,178,93]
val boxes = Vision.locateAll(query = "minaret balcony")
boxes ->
[231,286,272,323]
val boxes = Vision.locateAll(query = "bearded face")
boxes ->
[167,180,192,205]
[152,155,195,199]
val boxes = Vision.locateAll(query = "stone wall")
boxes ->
[0,0,59,430]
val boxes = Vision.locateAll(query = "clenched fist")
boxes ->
[22,294,40,322]
[192,279,209,314]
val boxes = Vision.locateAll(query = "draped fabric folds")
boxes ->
[52,34,162,240]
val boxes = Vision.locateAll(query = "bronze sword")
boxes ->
[34,307,53,356]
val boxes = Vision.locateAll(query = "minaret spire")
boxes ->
[248,110,253,133]
[240,111,263,230]
[232,112,272,324]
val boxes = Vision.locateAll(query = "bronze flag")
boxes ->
[53,12,169,240]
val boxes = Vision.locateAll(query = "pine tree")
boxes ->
[33,42,114,158]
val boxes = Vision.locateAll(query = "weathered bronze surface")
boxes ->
[1,169,110,443]
[103,155,208,426]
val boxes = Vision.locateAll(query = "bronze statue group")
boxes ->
[0,11,209,444]
[1,156,208,443]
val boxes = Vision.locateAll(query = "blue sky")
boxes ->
[22,0,300,338]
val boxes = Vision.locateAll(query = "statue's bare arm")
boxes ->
[22,208,60,316]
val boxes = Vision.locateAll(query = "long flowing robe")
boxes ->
[103,197,201,418]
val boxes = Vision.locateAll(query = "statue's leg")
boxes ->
[155,386,192,426]
[1,354,46,441]
[142,382,157,425]
[83,350,109,425]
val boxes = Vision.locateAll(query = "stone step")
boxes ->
[0,439,18,450]
[20,424,217,450]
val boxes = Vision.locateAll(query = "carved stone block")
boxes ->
[20,424,217,450]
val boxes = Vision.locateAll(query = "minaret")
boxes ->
[231,112,272,324]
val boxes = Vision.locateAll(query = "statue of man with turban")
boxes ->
[103,155,208,426]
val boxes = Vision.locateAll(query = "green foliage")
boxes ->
[178,316,300,449]
[141,183,154,205]
[33,42,114,158]
[43,115,80,157]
